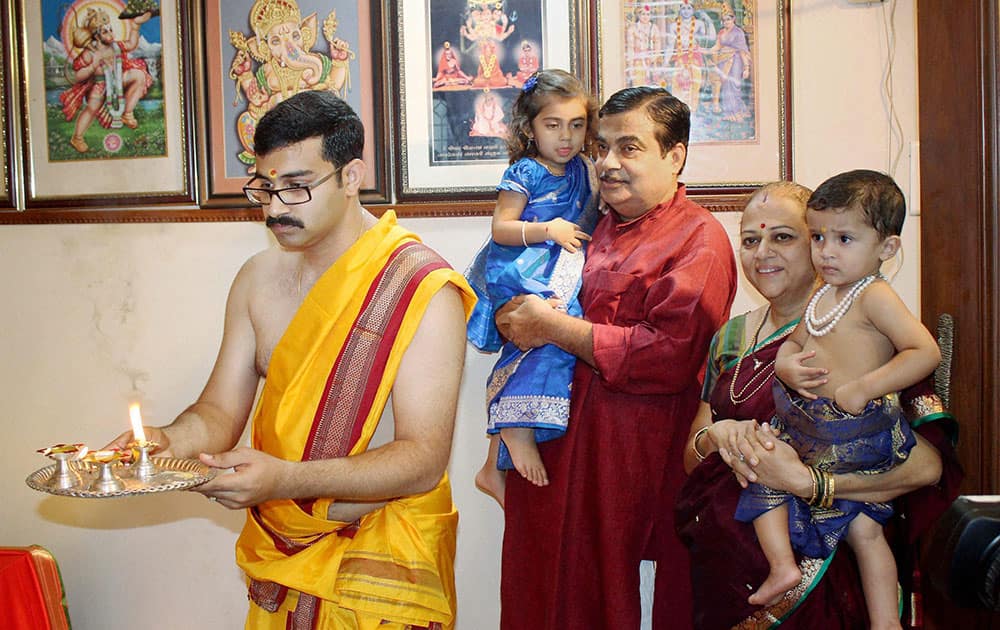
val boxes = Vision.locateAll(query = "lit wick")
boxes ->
[128,403,158,480]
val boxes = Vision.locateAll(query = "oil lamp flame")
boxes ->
[129,404,146,444]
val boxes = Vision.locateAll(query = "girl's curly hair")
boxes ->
[505,69,598,164]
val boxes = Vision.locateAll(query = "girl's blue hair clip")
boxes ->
[522,74,538,93]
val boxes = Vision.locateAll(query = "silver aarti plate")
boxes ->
[26,457,216,498]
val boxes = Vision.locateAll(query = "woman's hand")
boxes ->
[744,423,813,495]
[710,419,782,485]
[710,419,771,471]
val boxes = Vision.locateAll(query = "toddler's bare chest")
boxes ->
[803,316,893,383]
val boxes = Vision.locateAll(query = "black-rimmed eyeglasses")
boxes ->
[242,169,339,206]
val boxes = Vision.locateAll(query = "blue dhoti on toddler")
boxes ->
[735,380,917,558]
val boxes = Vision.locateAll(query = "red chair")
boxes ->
[0,546,70,629]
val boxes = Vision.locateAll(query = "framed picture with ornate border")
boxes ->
[9,0,194,220]
[593,0,791,211]
[392,0,588,209]
[194,0,390,210]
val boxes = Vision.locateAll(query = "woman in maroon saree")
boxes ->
[676,182,961,629]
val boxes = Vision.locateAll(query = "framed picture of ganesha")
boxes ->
[196,0,389,207]
[393,0,586,200]
[595,0,791,197]
[13,0,192,209]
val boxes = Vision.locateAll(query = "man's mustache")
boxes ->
[600,174,628,184]
[265,215,304,228]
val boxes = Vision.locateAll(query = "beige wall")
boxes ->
[1,2,919,628]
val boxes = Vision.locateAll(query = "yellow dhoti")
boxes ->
[236,212,475,630]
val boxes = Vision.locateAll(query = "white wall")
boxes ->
[0,2,919,628]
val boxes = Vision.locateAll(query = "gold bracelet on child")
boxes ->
[521,220,529,248]
[692,426,711,462]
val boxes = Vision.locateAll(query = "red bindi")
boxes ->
[760,223,766,229]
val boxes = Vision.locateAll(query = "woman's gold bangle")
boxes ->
[807,466,819,505]
[806,467,836,509]
[692,426,711,462]
[822,472,836,509]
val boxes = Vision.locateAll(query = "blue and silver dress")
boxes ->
[465,155,598,470]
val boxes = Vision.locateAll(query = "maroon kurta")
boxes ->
[501,186,737,629]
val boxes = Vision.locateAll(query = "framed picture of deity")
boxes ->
[10,0,194,216]
[194,0,390,209]
[593,0,791,211]
[392,0,588,204]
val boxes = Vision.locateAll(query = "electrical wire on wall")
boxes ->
[877,0,909,283]
[880,0,906,179]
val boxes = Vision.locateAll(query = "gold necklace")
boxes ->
[728,306,775,405]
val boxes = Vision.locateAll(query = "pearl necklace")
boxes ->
[729,307,775,405]
[805,272,884,337]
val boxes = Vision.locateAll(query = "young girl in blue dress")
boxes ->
[466,69,599,506]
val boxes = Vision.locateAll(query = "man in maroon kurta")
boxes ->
[498,87,737,628]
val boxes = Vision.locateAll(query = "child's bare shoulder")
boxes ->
[858,278,923,337]
[859,278,909,313]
